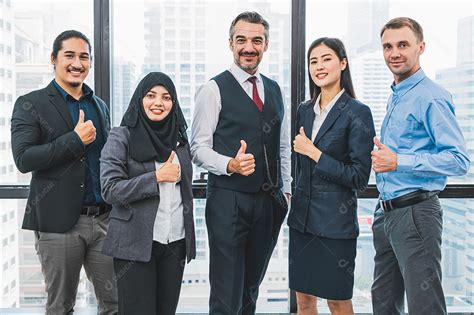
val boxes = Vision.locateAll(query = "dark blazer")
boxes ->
[100,127,196,263]
[288,92,375,239]
[11,80,110,233]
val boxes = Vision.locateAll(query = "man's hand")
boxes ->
[74,110,96,145]
[371,137,397,173]
[156,151,180,183]
[293,127,321,162]
[227,140,255,176]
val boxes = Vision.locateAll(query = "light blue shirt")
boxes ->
[376,68,470,200]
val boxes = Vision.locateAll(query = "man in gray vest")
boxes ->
[190,11,291,315]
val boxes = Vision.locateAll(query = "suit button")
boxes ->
[80,157,86,162]
[80,183,84,188]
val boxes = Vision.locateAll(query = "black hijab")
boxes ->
[121,72,188,162]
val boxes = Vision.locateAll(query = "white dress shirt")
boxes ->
[190,63,292,194]
[153,152,185,244]
[311,89,345,142]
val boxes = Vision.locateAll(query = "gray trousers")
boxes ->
[34,213,118,315]
[371,195,447,315]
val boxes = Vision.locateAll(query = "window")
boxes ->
[180,63,190,72]
[0,0,94,187]
[307,1,474,312]
[112,1,291,312]
[0,0,94,309]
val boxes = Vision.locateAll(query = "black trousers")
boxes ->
[113,239,186,315]
[206,186,288,315]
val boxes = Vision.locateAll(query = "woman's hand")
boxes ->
[293,127,322,162]
[155,151,180,183]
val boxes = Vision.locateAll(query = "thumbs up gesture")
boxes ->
[371,137,397,173]
[74,110,96,145]
[293,127,321,162]
[156,151,181,183]
[227,140,255,176]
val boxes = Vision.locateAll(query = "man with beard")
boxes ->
[11,30,118,314]
[190,11,291,315]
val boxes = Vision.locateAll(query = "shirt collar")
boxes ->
[229,63,262,85]
[390,68,426,98]
[314,89,345,116]
[53,79,94,102]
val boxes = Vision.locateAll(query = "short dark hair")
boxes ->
[307,37,356,101]
[380,17,424,42]
[51,30,92,60]
[229,11,269,41]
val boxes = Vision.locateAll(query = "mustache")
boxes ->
[240,51,259,57]
[68,66,85,72]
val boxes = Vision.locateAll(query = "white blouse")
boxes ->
[153,152,185,244]
[311,89,345,142]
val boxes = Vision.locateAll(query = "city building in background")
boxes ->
[0,0,473,313]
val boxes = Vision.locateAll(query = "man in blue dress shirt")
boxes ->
[370,17,470,315]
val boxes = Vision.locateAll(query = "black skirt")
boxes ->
[289,227,357,300]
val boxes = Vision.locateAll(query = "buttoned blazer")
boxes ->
[288,92,375,239]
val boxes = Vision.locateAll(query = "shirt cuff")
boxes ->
[397,153,415,172]
[216,155,234,176]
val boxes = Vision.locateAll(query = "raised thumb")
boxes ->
[299,126,306,137]
[238,140,247,155]
[373,137,385,149]
[167,151,175,163]
[77,109,85,124]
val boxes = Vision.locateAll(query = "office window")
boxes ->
[0,0,93,188]
[307,1,474,312]
[0,0,94,309]
[112,1,291,312]
[307,0,474,187]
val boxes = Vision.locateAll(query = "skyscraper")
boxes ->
[0,0,20,308]
[436,15,474,303]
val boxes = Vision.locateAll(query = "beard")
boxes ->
[235,53,260,73]
[68,81,82,88]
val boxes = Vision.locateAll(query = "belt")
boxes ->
[81,204,110,217]
[378,190,440,212]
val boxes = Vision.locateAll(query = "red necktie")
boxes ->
[248,76,264,112]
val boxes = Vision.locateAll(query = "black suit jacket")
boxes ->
[288,92,375,239]
[11,80,111,233]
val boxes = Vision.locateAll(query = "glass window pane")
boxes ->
[307,3,474,312]
[112,0,291,312]
[307,0,474,185]
[0,0,94,186]
[1,199,98,308]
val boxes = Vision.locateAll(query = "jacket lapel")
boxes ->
[303,104,316,141]
[47,81,74,130]
[313,92,349,145]
[298,104,316,170]
[92,96,110,142]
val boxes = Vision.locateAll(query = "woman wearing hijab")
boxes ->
[100,72,196,315]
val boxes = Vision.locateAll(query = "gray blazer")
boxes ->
[100,126,196,263]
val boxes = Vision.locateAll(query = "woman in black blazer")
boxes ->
[100,72,196,315]
[288,38,375,314]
